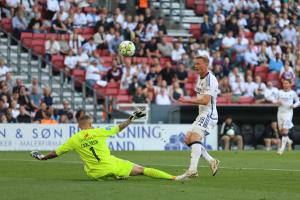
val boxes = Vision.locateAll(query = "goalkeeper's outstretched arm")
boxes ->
[118,107,146,131]
[30,150,57,160]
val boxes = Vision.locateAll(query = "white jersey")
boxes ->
[277,89,299,129]
[191,72,218,136]
[277,90,299,114]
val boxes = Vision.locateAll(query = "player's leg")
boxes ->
[264,138,271,151]
[233,135,243,150]
[272,138,281,150]
[221,135,230,150]
[277,117,291,155]
[130,165,175,180]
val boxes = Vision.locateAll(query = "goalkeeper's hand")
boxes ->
[30,151,45,160]
[129,107,146,122]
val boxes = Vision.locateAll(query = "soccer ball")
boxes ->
[118,41,135,57]
[226,129,235,136]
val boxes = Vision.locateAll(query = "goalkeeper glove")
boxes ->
[30,151,45,160]
[129,107,146,122]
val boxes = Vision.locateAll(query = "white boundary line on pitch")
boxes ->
[0,158,300,172]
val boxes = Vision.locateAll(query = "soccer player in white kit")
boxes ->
[176,51,220,180]
[276,79,299,155]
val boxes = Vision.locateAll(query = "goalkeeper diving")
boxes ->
[31,108,178,181]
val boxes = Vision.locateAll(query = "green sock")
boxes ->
[143,168,175,180]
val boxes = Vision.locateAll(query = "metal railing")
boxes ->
[158,0,184,28]
[0,28,110,123]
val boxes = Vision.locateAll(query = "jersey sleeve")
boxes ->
[55,137,75,156]
[96,126,120,137]
[293,92,300,108]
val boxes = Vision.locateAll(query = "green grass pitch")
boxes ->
[0,151,299,200]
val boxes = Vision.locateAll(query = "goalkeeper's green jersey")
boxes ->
[56,126,119,171]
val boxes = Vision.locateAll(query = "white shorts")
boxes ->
[190,114,218,137]
[277,113,293,130]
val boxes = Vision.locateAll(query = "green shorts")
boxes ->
[86,155,135,180]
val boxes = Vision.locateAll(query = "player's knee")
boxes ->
[222,135,230,141]
[131,165,144,176]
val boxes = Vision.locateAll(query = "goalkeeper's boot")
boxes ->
[277,149,284,156]
[210,159,220,176]
[175,169,198,181]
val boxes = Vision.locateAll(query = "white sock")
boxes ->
[287,136,293,144]
[188,143,202,171]
[279,136,288,152]
[201,145,214,163]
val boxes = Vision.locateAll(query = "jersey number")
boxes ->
[89,147,100,162]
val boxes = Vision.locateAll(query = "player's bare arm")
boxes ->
[178,95,211,105]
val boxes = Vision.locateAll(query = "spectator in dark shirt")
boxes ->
[132,86,147,103]
[33,102,47,122]
[58,100,72,116]
[146,64,159,84]
[160,61,176,86]
[28,12,45,33]
[43,87,53,107]
[12,79,23,94]
[128,75,140,96]
[6,108,17,123]
[157,17,167,34]
[264,121,281,151]
[175,63,188,90]
[51,13,68,34]
[0,98,7,116]
[17,105,31,123]
[107,61,123,82]
[146,37,160,58]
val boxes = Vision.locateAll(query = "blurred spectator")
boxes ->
[17,105,31,123]
[132,86,147,103]
[51,13,68,34]
[264,81,279,103]
[0,58,10,82]
[229,67,245,85]
[171,43,185,63]
[254,25,271,44]
[157,17,167,34]
[279,61,296,85]
[146,37,160,58]
[45,35,61,64]
[86,60,107,88]
[169,82,184,103]
[254,75,267,95]
[137,62,148,86]
[0,98,7,115]
[18,86,34,111]
[160,61,176,86]
[220,117,243,150]
[73,7,87,28]
[233,36,247,65]
[75,109,85,122]
[6,108,17,123]
[107,61,123,82]
[144,80,156,103]
[219,77,232,97]
[30,86,41,109]
[69,33,85,54]
[213,64,224,81]
[146,64,158,84]
[33,101,47,122]
[83,38,97,56]
[128,75,140,95]
[59,114,68,123]
[76,48,89,69]
[86,8,100,27]
[59,34,70,55]
[231,76,245,96]
[28,12,45,33]
[46,0,59,20]
[264,121,281,151]
[108,31,123,55]
[222,31,236,55]
[41,108,57,124]
[64,49,78,78]
[244,75,257,98]
[157,37,172,57]
[269,53,284,73]
[43,87,53,107]
[155,87,171,105]
[93,26,107,49]
[175,63,188,91]
[244,46,259,67]
[58,100,72,116]
[136,0,149,15]
[12,9,28,39]
[10,100,19,118]
[12,79,23,94]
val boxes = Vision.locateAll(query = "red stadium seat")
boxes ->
[239,96,254,104]
[244,31,254,40]
[163,36,174,43]
[185,83,194,90]
[1,18,12,32]
[186,0,195,8]
[105,88,118,96]
[33,33,46,40]
[107,82,120,88]
[116,95,132,103]
[72,69,86,88]
[267,73,281,88]
[45,33,58,40]
[21,32,33,48]
[83,7,93,13]
[195,5,206,15]
[217,96,228,104]
[83,28,95,35]
[51,54,65,70]
[189,24,201,39]
[101,56,113,67]
[255,66,269,82]
[31,40,45,55]
[160,57,171,66]
[118,89,129,95]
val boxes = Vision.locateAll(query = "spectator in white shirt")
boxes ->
[254,75,266,95]
[73,8,87,28]
[264,81,279,103]
[115,7,125,25]
[279,61,296,85]
[244,75,257,97]
[93,26,107,49]
[278,12,289,28]
[247,0,260,12]
[231,75,245,96]
[281,24,297,47]
[76,48,89,69]
[0,58,10,82]
[82,39,97,55]
[229,67,245,85]
[244,47,259,67]
[268,0,281,13]
[171,43,186,63]
[60,0,71,12]
[45,35,60,64]
[155,87,171,105]
[46,0,59,20]
[146,19,159,35]
[122,15,137,31]
[69,33,85,54]
[105,27,115,44]
[222,31,236,50]
[86,8,100,27]
[52,5,69,21]
[108,31,123,55]
[86,60,107,88]
[64,49,77,72]
[212,9,225,24]
[254,25,271,44]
